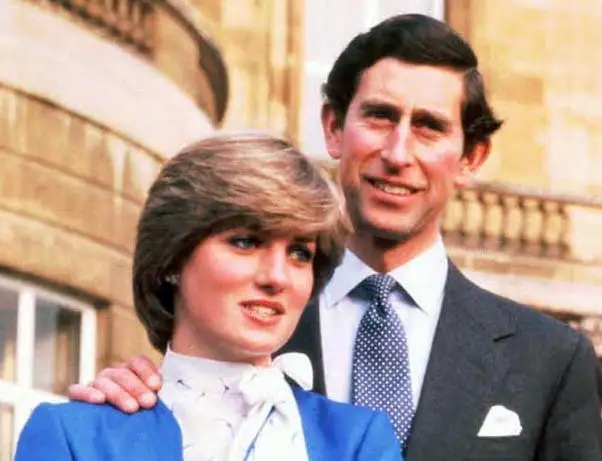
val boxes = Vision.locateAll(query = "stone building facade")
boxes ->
[1,0,602,458]
[444,0,602,356]
[0,0,226,456]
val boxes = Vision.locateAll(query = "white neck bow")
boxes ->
[234,353,313,407]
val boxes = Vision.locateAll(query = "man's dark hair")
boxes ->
[322,14,503,153]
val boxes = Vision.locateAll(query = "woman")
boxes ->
[16,132,402,461]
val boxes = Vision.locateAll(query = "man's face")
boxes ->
[323,58,488,253]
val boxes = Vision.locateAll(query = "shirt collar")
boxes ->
[160,347,313,391]
[322,236,448,318]
[161,346,256,383]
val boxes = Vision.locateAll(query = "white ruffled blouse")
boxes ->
[159,348,312,461]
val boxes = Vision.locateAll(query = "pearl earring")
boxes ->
[165,274,180,286]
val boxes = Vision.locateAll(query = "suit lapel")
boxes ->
[405,263,515,461]
[293,388,323,460]
[279,297,327,395]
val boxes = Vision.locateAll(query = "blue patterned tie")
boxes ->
[351,274,414,448]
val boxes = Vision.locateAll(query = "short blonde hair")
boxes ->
[133,132,349,352]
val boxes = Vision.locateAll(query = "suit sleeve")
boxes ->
[15,403,74,460]
[536,333,602,461]
[355,411,404,461]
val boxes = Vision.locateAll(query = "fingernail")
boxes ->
[147,375,161,388]
[140,393,156,407]
[124,399,138,412]
[92,392,105,403]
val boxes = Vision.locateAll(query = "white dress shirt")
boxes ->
[159,349,312,461]
[320,237,448,406]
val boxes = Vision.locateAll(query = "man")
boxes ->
[69,14,602,460]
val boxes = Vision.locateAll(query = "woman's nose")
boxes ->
[255,248,291,292]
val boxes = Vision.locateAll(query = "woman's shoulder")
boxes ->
[22,399,179,443]
[29,399,173,424]
[16,400,182,460]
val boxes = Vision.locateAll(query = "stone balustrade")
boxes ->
[443,181,602,263]
[24,0,228,124]
[28,0,154,54]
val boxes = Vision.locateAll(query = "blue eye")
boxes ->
[290,244,315,263]
[228,236,259,250]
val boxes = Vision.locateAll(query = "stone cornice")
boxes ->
[159,0,229,123]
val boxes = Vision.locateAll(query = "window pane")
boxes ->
[0,287,18,382]
[33,300,81,395]
[0,403,13,461]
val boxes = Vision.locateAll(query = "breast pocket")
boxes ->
[467,436,530,460]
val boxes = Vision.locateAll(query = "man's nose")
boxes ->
[381,122,413,167]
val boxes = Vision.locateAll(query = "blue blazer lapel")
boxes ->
[405,263,515,461]
[292,388,403,461]
[293,388,324,460]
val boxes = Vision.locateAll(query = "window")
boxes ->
[0,276,96,460]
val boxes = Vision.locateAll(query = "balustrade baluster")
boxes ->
[24,0,154,54]
[521,197,542,256]
[101,0,116,25]
[460,188,481,249]
[502,194,522,254]
[482,191,502,251]
[86,0,102,21]
[139,1,154,51]
[499,194,511,252]
[70,0,88,13]
[557,203,570,259]
[541,200,562,258]
[442,189,463,246]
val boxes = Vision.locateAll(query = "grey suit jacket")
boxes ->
[280,262,602,460]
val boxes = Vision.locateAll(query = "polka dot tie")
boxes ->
[351,274,414,448]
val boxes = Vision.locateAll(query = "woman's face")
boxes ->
[171,228,316,365]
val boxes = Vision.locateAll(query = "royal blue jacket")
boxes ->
[16,387,402,460]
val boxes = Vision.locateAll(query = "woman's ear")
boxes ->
[321,103,343,160]
[455,140,491,188]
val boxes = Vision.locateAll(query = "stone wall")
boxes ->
[0,0,231,370]
[0,0,216,157]
[190,0,303,141]
[448,0,602,194]
[446,0,602,345]
[0,84,163,366]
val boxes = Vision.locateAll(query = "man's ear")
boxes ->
[321,103,343,160]
[455,140,491,188]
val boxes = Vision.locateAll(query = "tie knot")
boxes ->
[362,273,397,306]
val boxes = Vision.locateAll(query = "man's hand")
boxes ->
[67,355,162,413]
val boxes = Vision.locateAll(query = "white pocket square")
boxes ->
[477,405,522,437]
